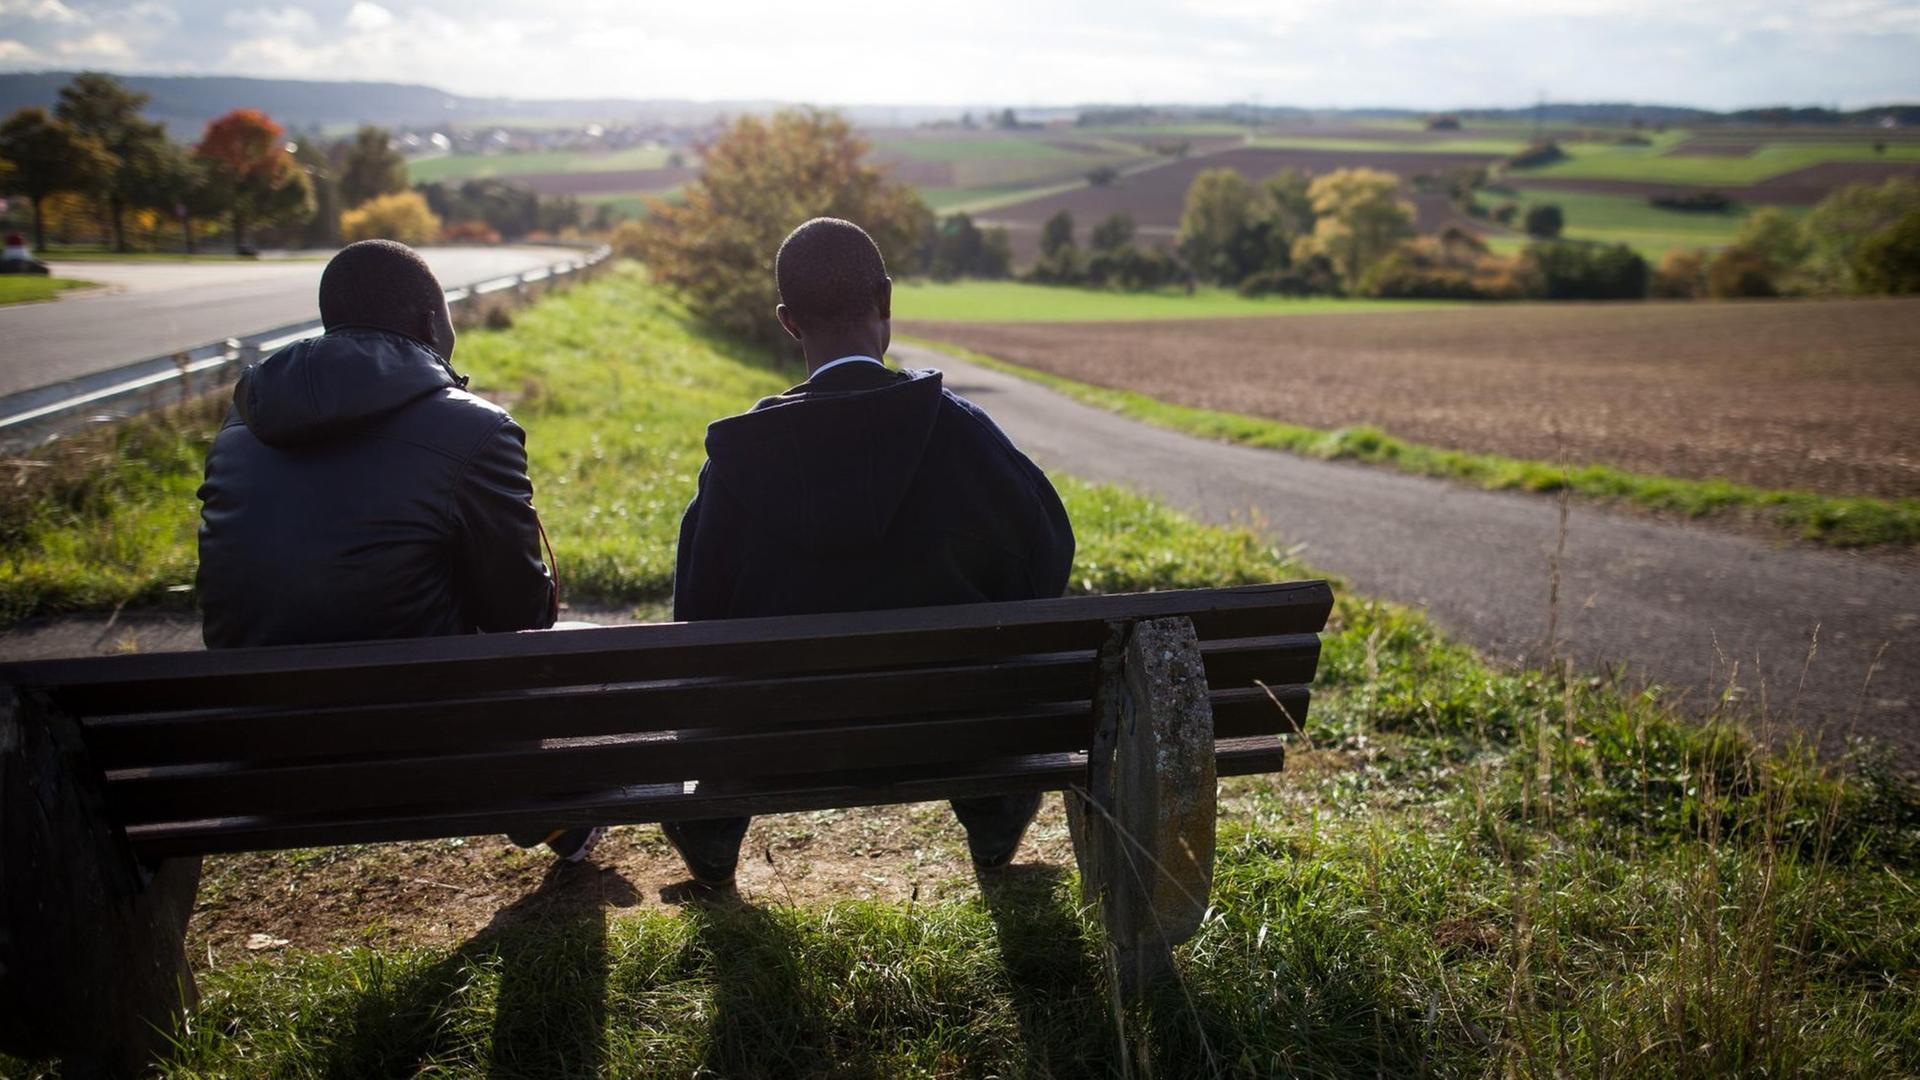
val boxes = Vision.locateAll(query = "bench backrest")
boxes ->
[1,582,1332,860]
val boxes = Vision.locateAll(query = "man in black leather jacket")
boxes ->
[197,241,591,859]
[665,218,1076,887]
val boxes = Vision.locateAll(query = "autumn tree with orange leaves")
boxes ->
[194,108,312,253]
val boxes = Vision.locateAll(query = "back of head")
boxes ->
[319,239,446,345]
[775,218,888,331]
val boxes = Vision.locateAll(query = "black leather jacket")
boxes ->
[197,328,556,649]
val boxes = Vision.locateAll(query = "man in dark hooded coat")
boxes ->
[197,240,594,860]
[666,217,1076,886]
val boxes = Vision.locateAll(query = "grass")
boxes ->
[1480,189,1796,258]
[1517,140,1920,186]
[406,145,677,185]
[895,279,1461,322]
[0,275,93,305]
[3,263,1918,1076]
[1251,135,1532,155]
[908,338,1920,549]
[869,135,1095,162]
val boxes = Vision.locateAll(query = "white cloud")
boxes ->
[345,2,395,32]
[225,7,318,35]
[0,0,84,25]
[0,38,40,60]
[55,31,134,59]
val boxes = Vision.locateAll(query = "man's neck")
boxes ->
[802,334,887,374]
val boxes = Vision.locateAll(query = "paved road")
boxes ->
[895,342,1919,762]
[0,246,578,398]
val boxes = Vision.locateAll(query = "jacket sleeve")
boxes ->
[454,415,557,632]
[672,461,735,622]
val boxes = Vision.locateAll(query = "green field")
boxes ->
[0,276,94,305]
[1252,136,1532,155]
[5,264,1916,1077]
[1478,189,1781,257]
[895,280,1460,322]
[407,145,678,184]
[868,136,1100,162]
[1516,140,1920,185]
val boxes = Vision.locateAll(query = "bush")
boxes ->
[609,218,646,259]
[1651,190,1735,213]
[1803,176,1920,293]
[1362,231,1538,300]
[1850,209,1920,294]
[926,213,1011,281]
[1506,141,1566,169]
[1084,243,1184,290]
[1039,210,1075,258]
[339,190,441,245]
[1524,240,1649,300]
[1648,249,1707,299]
[1085,165,1119,187]
[441,219,501,245]
[1491,201,1519,225]
[1705,246,1778,298]
[1237,255,1340,297]
[1523,203,1564,239]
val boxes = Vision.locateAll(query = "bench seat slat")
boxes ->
[81,634,1320,770]
[9,583,1333,714]
[102,687,1307,826]
[122,735,1291,859]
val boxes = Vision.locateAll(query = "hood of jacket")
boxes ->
[234,328,460,448]
[703,367,944,553]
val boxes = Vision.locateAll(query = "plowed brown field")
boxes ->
[905,297,1920,498]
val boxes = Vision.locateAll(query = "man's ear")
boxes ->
[775,304,804,343]
[875,277,893,321]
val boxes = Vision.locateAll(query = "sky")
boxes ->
[1,0,1916,110]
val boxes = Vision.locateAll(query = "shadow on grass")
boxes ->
[316,859,638,1079]
[977,861,1114,1076]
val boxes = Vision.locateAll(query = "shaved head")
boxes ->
[775,218,890,331]
[319,240,454,358]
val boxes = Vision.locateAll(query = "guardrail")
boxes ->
[0,244,613,452]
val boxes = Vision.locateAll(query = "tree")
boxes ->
[1804,177,1920,293]
[1853,209,1920,294]
[0,108,113,249]
[1265,168,1315,237]
[1091,212,1134,253]
[1525,240,1649,300]
[125,140,215,253]
[628,108,932,343]
[336,125,407,210]
[341,190,441,245]
[1733,207,1810,276]
[1040,210,1076,258]
[55,72,168,251]
[1705,246,1777,298]
[927,213,1011,280]
[1524,203,1564,239]
[1293,169,1415,290]
[1178,168,1269,283]
[291,136,339,247]
[195,109,313,252]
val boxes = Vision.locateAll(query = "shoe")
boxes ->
[543,826,606,863]
[660,821,741,887]
[958,792,1043,870]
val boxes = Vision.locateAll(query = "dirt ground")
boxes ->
[904,296,1920,500]
[182,756,1347,966]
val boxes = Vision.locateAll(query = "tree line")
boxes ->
[0,72,595,254]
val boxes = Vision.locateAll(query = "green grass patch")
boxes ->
[0,276,93,305]
[4,263,1918,1076]
[1517,140,1920,186]
[406,145,677,184]
[896,279,1462,322]
[1482,189,1804,258]
[1251,135,1532,155]
[909,338,1920,549]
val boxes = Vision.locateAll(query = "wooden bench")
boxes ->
[0,580,1332,1076]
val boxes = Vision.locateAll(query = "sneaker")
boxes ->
[543,826,606,863]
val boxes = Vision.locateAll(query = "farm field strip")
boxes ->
[1516,140,1920,186]
[901,296,1920,501]
[893,281,1459,322]
[405,144,678,184]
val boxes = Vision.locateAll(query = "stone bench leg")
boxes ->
[1,686,201,1078]
[1067,615,1217,998]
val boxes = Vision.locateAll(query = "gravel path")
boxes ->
[895,342,1919,763]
